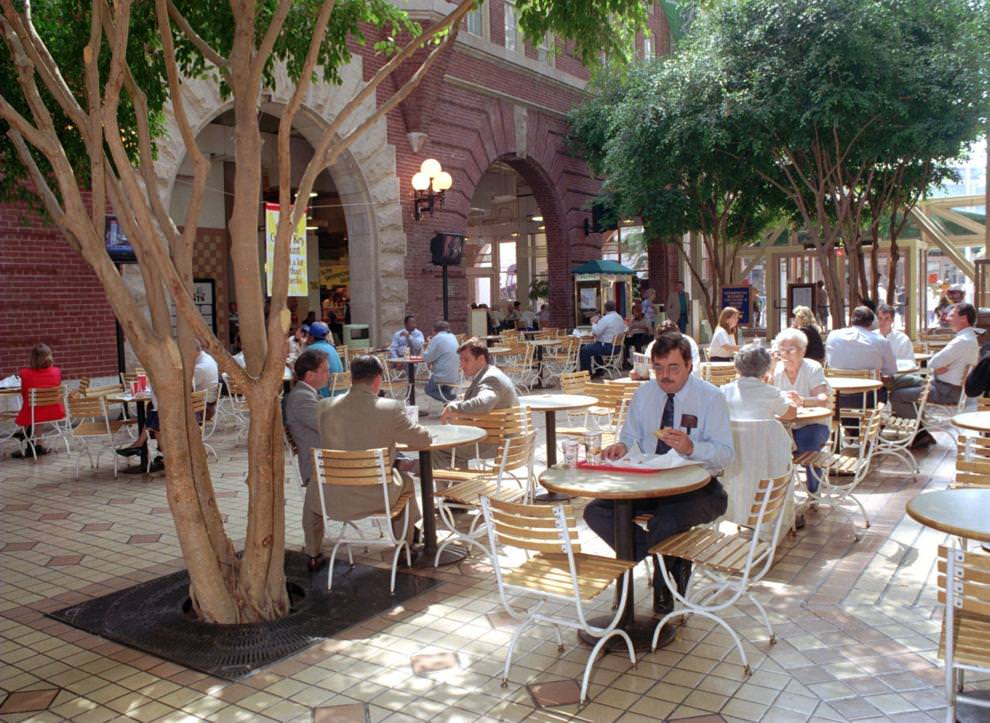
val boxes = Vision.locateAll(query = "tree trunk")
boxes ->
[887,238,900,306]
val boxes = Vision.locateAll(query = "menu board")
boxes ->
[721,286,752,325]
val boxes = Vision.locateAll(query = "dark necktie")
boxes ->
[655,393,675,454]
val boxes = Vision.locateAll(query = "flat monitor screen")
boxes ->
[430,232,464,266]
[105,216,136,263]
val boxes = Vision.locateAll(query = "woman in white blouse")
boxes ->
[722,344,796,421]
[773,328,831,493]
[709,307,741,361]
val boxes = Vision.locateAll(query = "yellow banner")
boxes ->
[265,202,308,297]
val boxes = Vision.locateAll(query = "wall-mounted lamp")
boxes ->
[411,158,453,221]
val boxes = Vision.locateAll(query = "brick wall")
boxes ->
[0,202,118,379]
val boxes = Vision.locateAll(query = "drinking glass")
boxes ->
[562,439,580,468]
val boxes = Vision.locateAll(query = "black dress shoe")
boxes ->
[307,554,326,572]
[116,446,142,457]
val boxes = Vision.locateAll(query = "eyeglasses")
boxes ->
[777,346,801,354]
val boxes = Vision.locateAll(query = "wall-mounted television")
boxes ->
[105,215,137,263]
[430,232,464,266]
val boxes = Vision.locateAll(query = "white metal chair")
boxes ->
[480,497,636,704]
[793,405,884,537]
[541,336,580,386]
[191,390,218,462]
[313,447,413,594]
[924,365,973,440]
[937,544,990,723]
[66,394,127,478]
[875,375,931,474]
[330,371,352,396]
[433,430,536,564]
[648,469,795,673]
[953,435,990,489]
[23,386,70,459]
[589,333,626,379]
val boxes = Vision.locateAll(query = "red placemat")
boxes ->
[575,461,659,474]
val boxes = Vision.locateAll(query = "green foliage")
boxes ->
[528,278,550,301]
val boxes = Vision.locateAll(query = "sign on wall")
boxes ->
[265,202,308,297]
[193,279,217,334]
[721,286,752,325]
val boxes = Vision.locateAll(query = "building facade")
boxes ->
[0,1,673,378]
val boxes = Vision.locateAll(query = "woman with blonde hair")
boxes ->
[791,305,825,363]
[708,306,740,362]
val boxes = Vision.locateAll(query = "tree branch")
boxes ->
[167,0,229,73]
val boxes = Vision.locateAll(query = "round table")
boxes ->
[520,393,599,502]
[906,489,990,542]
[387,356,423,405]
[540,463,712,650]
[487,346,512,356]
[951,412,990,435]
[105,391,155,473]
[612,375,649,385]
[825,377,884,394]
[788,406,833,423]
[400,423,486,566]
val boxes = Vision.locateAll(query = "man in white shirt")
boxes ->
[423,320,460,402]
[584,334,733,623]
[825,306,897,377]
[876,304,913,363]
[892,303,979,438]
[193,342,220,405]
[579,300,626,374]
[389,315,425,358]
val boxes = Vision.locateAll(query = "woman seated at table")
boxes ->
[772,328,832,493]
[13,343,64,458]
[709,306,741,362]
[791,305,825,364]
[721,344,797,421]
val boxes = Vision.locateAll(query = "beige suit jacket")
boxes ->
[316,384,431,521]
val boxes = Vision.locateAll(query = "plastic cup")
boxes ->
[584,431,603,464]
[404,405,419,425]
[562,439,580,468]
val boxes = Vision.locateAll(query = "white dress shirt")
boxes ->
[193,351,220,402]
[883,329,914,362]
[591,311,626,344]
[619,375,734,474]
[825,325,897,376]
[929,327,979,386]
[389,328,425,358]
[721,377,791,421]
[709,326,736,358]
[423,331,460,384]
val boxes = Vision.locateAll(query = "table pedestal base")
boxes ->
[577,615,676,652]
[415,544,468,568]
[533,491,572,504]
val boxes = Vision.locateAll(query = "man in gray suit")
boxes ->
[318,355,432,557]
[436,337,520,467]
[283,349,330,572]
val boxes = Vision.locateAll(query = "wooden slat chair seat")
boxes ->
[953,436,990,489]
[825,367,880,379]
[313,447,413,594]
[432,430,537,564]
[480,497,636,704]
[442,406,532,469]
[590,333,626,380]
[560,370,591,394]
[702,364,739,387]
[648,470,795,674]
[67,395,127,479]
[792,406,884,535]
[936,545,990,721]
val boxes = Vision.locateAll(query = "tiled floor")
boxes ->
[1,400,988,722]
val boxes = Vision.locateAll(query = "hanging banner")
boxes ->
[265,202,308,297]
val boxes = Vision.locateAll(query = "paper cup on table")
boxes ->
[562,439,580,468]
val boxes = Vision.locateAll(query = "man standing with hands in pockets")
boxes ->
[583,332,733,619]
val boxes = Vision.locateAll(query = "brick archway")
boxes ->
[152,61,406,345]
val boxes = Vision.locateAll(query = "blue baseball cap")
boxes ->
[308,321,330,339]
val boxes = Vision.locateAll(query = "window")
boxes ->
[503,1,518,53]
[642,35,654,60]
[537,33,552,63]
[466,6,484,37]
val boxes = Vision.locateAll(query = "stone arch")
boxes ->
[151,60,406,344]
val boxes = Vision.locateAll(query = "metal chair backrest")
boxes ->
[484,497,580,554]
[313,447,392,486]
[330,371,352,395]
[492,430,537,477]
[29,385,66,426]
[704,365,738,387]
[449,405,531,441]
[938,545,990,655]
[744,472,793,532]
[335,345,350,370]
[68,394,106,421]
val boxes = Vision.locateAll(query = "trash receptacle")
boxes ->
[343,324,370,350]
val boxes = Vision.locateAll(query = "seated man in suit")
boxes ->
[283,349,331,572]
[435,337,520,468]
[318,355,432,561]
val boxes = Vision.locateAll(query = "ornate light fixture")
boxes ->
[411,158,453,221]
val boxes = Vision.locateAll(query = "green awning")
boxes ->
[571,259,638,275]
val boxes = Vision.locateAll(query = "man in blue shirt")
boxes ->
[389,315,425,358]
[584,332,733,618]
[422,320,460,402]
[305,322,343,398]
